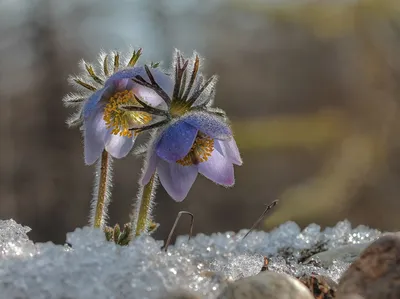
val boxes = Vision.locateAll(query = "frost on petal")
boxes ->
[83,87,109,118]
[84,110,108,165]
[156,121,198,162]
[157,159,198,202]
[141,152,157,185]
[216,138,242,166]
[198,146,235,187]
[182,111,232,140]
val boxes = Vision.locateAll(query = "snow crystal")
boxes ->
[0,219,36,258]
[0,219,381,299]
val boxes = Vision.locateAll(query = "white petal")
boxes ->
[217,138,242,166]
[157,159,198,202]
[83,110,107,165]
[104,133,135,159]
[198,146,235,187]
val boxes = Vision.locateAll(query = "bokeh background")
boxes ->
[1,0,400,244]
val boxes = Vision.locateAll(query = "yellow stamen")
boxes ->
[103,90,152,138]
[177,133,214,166]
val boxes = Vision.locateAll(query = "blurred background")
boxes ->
[1,0,400,244]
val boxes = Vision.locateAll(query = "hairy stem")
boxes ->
[132,173,157,236]
[90,150,113,228]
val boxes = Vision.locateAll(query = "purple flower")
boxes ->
[63,50,173,165]
[142,111,242,201]
[129,51,242,201]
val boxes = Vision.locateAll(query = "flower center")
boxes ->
[169,100,191,118]
[176,133,214,166]
[103,90,152,138]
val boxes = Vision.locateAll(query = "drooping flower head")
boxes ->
[63,49,173,165]
[125,51,242,201]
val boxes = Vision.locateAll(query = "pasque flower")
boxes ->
[126,51,242,201]
[63,49,173,165]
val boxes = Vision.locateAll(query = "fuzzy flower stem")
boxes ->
[91,150,113,228]
[133,173,157,236]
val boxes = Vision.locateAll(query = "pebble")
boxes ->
[299,274,338,299]
[161,290,203,299]
[217,270,314,299]
[336,232,400,299]
[305,243,370,268]
[337,295,364,299]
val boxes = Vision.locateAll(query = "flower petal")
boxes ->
[105,68,146,85]
[105,67,173,107]
[156,121,198,162]
[136,67,174,105]
[104,132,135,159]
[198,145,235,187]
[114,78,130,91]
[182,111,232,140]
[83,87,109,118]
[141,151,157,185]
[157,159,198,202]
[83,110,108,165]
[217,138,242,166]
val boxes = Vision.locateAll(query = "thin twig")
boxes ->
[242,200,279,240]
[163,211,195,252]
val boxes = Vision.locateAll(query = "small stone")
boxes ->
[161,290,203,299]
[299,274,337,299]
[305,243,370,268]
[336,233,400,299]
[217,271,314,299]
[338,296,364,299]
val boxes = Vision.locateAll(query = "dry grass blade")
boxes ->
[163,211,195,252]
[242,200,279,240]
